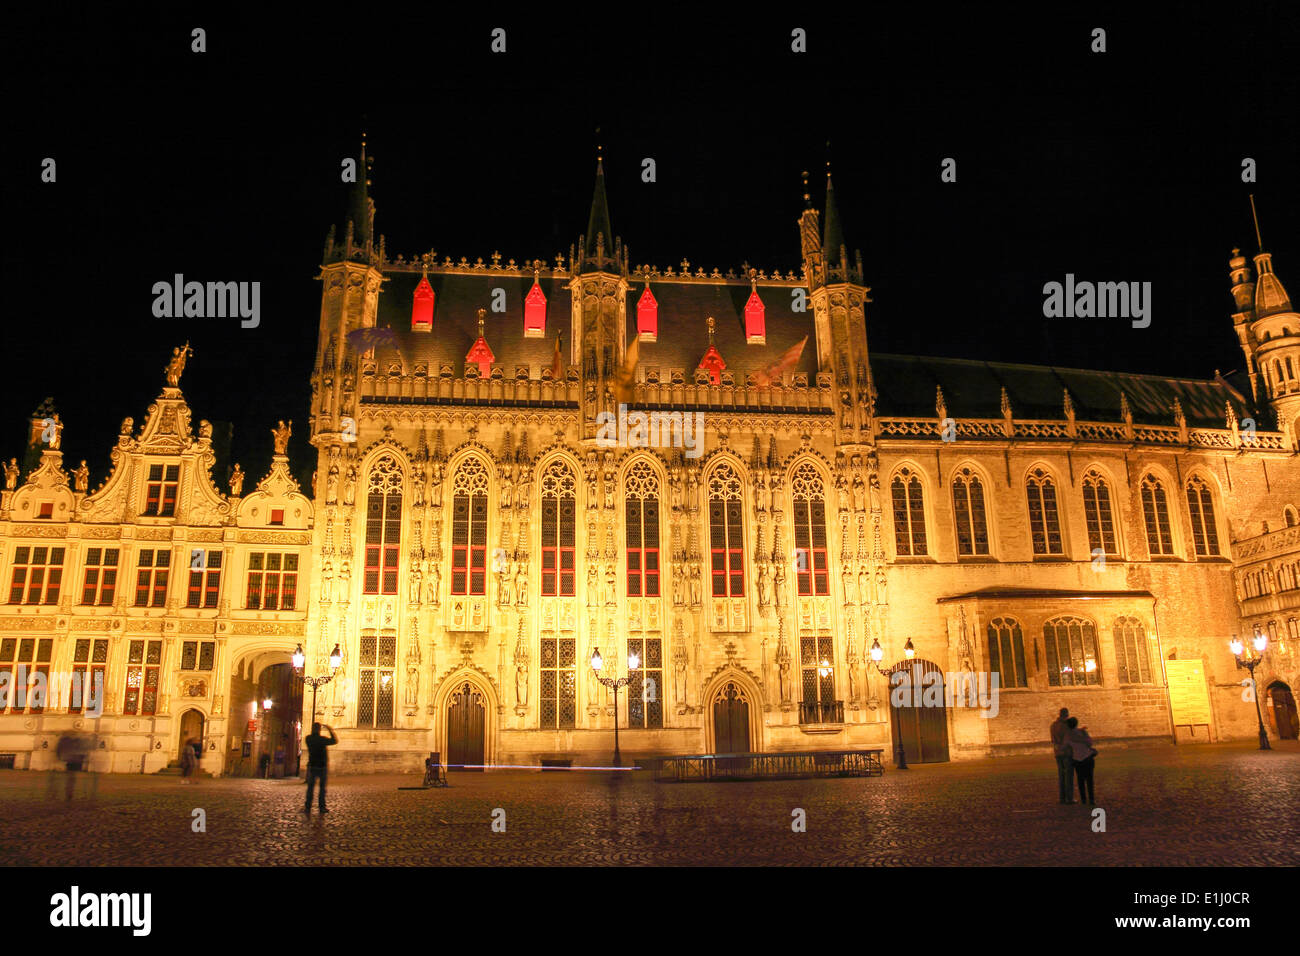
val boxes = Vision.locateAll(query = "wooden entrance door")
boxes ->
[887,660,950,763]
[178,709,204,762]
[447,682,485,771]
[1269,682,1298,740]
[712,682,750,754]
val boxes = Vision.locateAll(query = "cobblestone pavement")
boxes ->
[2,742,1296,866]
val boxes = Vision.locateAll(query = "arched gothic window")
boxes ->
[450,457,489,596]
[951,467,990,557]
[891,467,928,557]
[708,462,746,597]
[987,617,1027,688]
[1185,476,1220,557]
[1141,474,1175,556]
[1113,616,1152,684]
[1081,469,1118,557]
[624,460,661,598]
[1026,467,1064,556]
[791,461,830,595]
[540,460,577,597]
[1043,616,1101,687]
[364,456,403,595]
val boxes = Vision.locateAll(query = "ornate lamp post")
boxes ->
[869,637,915,769]
[590,646,640,767]
[1230,630,1272,751]
[292,643,342,728]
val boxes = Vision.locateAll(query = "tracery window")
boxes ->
[1026,467,1064,556]
[624,461,661,598]
[539,633,576,730]
[356,634,396,728]
[364,456,403,596]
[1141,474,1175,556]
[791,462,830,594]
[1185,476,1221,557]
[1043,617,1101,687]
[627,633,663,729]
[800,635,836,712]
[450,457,489,596]
[1113,616,1152,684]
[951,467,990,557]
[123,639,162,715]
[1081,470,1119,557]
[541,460,577,597]
[986,617,1027,688]
[708,462,745,597]
[890,467,928,556]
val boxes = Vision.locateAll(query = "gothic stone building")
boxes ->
[3,154,1299,774]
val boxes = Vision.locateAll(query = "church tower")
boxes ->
[1230,198,1300,447]
[571,147,630,441]
[800,166,873,447]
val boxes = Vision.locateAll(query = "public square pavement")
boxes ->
[1,741,1296,866]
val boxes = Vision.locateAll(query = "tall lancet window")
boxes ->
[364,456,403,596]
[1081,470,1119,557]
[1141,474,1174,557]
[891,467,927,556]
[1185,476,1221,557]
[450,457,489,596]
[1026,467,1064,556]
[708,462,746,597]
[540,460,577,597]
[791,462,830,595]
[624,460,661,598]
[951,467,990,557]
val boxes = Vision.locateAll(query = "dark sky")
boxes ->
[4,3,1299,488]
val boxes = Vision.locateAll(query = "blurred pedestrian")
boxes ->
[302,723,337,814]
[1063,716,1098,806]
[180,735,198,784]
[1049,707,1074,804]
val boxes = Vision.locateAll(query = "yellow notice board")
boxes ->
[1166,659,1213,727]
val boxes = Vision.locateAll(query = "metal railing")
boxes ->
[655,749,884,783]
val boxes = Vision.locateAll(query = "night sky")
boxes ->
[4,3,1299,489]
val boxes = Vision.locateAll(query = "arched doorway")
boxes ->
[1268,681,1298,740]
[712,681,751,754]
[178,709,204,762]
[446,682,485,771]
[887,659,950,764]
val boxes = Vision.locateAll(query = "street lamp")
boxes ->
[869,637,917,769]
[591,646,640,767]
[1230,631,1272,751]
[292,643,342,729]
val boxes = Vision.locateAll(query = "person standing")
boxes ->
[180,736,197,784]
[1063,716,1097,806]
[1049,707,1074,804]
[303,723,337,814]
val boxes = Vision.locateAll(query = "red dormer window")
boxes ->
[523,278,547,338]
[270,509,284,526]
[637,285,658,342]
[698,345,726,386]
[411,270,435,333]
[744,285,766,345]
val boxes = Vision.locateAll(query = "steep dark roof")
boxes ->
[870,354,1253,428]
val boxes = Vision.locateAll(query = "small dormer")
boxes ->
[411,267,435,333]
[523,276,547,338]
[637,282,658,342]
[744,280,766,345]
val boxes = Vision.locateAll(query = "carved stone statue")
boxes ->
[587,564,599,607]
[773,562,787,607]
[499,467,514,511]
[672,562,685,607]
[689,561,703,607]
[876,566,887,605]
[515,662,528,708]
[757,560,772,607]
[405,666,419,707]
[3,458,16,491]
[670,465,684,511]
[412,476,424,507]
[603,458,616,510]
[515,561,528,606]
[409,562,422,604]
[673,645,688,709]
[426,560,441,606]
[271,420,292,455]
[326,465,339,504]
[605,564,617,606]
[229,464,245,496]
[119,417,133,438]
[835,471,850,513]
[72,461,89,493]
[343,467,356,506]
[198,419,213,440]
[498,560,513,607]
[165,343,192,387]
[858,565,871,608]
[321,561,333,603]
[841,562,855,607]
[340,559,352,596]
[852,473,867,513]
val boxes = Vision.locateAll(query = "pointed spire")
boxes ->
[935,385,948,420]
[1248,196,1293,317]
[1063,389,1075,421]
[581,136,616,270]
[822,155,846,267]
[346,130,375,250]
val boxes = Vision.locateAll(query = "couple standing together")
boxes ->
[1050,707,1097,805]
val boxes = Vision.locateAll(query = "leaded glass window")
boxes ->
[451,456,489,595]
[708,462,745,596]
[891,468,927,556]
[791,462,830,594]
[951,467,990,556]
[986,616,1027,688]
[1081,470,1118,556]
[1026,467,1064,556]
[539,633,576,730]
[1142,475,1175,556]
[626,633,663,728]
[1043,617,1101,687]
[1113,617,1152,684]
[364,456,403,595]
[1185,476,1220,557]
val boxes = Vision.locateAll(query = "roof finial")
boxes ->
[801,170,811,209]
[595,126,603,170]
[477,308,486,338]
[707,315,715,345]
[1250,194,1263,252]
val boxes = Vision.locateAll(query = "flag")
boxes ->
[346,326,399,354]
[613,334,640,407]
[550,331,563,382]
[754,335,807,387]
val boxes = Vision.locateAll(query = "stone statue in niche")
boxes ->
[757,559,772,608]
[585,453,598,508]
[841,562,855,607]
[587,564,599,607]
[326,466,339,505]
[405,666,419,707]
[875,566,887,605]
[673,648,688,711]
[340,559,352,597]
[515,660,529,708]
[514,561,528,606]
[858,564,871,608]
[605,564,617,606]
[343,467,356,506]
[835,469,850,514]
[689,561,703,607]
[426,560,441,606]
[773,562,787,608]
[409,562,422,604]
[499,467,514,511]
[498,560,513,608]
[852,472,866,513]
[670,463,684,511]
[321,561,333,603]
[672,562,685,607]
